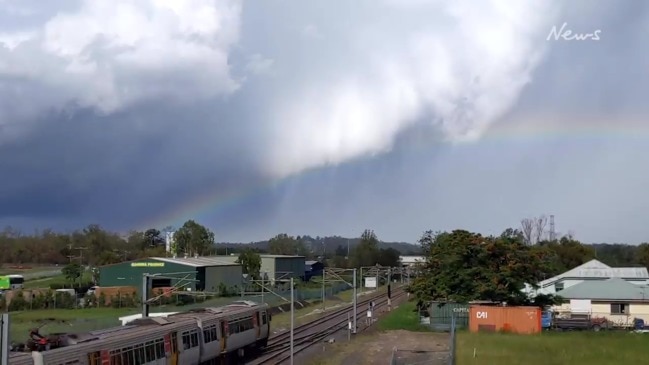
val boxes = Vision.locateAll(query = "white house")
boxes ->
[525,259,649,296]
[399,255,425,267]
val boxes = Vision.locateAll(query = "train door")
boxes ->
[88,351,101,365]
[100,350,110,365]
[254,311,260,340]
[166,332,179,365]
[220,320,228,353]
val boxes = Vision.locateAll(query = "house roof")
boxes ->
[556,277,649,301]
[305,260,321,266]
[538,259,649,287]
[152,257,241,267]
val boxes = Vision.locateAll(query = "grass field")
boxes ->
[377,300,429,332]
[376,300,649,365]
[23,273,87,289]
[0,266,60,276]
[456,331,649,365]
[8,307,137,342]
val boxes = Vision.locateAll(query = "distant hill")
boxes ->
[215,235,421,256]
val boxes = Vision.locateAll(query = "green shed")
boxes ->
[428,302,470,331]
[99,257,243,294]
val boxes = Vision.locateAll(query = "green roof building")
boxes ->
[99,256,243,294]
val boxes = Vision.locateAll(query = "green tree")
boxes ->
[268,234,308,256]
[173,220,215,256]
[377,247,401,267]
[409,229,551,305]
[236,249,262,280]
[539,235,596,276]
[351,229,380,267]
[62,262,83,287]
[636,243,649,269]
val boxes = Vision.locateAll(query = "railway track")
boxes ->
[247,287,407,365]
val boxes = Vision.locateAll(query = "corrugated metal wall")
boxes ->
[274,257,306,279]
[204,265,243,292]
[429,302,470,331]
[100,259,196,292]
[469,305,542,334]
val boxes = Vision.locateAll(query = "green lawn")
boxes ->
[23,272,93,289]
[377,300,429,332]
[456,331,649,365]
[0,266,60,276]
[8,307,137,342]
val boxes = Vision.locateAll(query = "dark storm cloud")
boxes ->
[1,0,649,245]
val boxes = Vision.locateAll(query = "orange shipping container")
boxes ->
[469,305,541,335]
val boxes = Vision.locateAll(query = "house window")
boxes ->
[554,282,564,292]
[610,303,629,315]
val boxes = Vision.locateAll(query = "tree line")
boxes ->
[407,219,649,306]
[1,215,648,270]
[0,222,403,268]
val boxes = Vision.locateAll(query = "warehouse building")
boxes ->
[100,257,243,293]
[213,254,305,282]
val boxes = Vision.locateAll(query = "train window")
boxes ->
[122,346,135,365]
[110,351,123,365]
[228,316,254,334]
[171,332,179,352]
[203,324,219,343]
[262,312,267,325]
[145,341,155,361]
[155,341,165,358]
[88,351,101,365]
[108,338,164,365]
[135,345,145,365]
[182,330,199,349]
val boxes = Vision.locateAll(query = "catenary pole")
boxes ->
[290,277,294,365]
[353,268,357,334]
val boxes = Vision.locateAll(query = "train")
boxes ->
[9,300,271,365]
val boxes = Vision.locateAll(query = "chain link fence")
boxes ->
[8,282,353,343]
[389,314,457,365]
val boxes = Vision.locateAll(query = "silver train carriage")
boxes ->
[10,300,271,365]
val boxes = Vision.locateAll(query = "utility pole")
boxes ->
[290,277,294,365]
[360,267,363,293]
[353,268,357,334]
[67,243,74,263]
[142,273,151,318]
[1,313,9,365]
[321,267,326,311]
[76,246,88,266]
[261,273,265,304]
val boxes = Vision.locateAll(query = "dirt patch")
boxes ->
[310,330,450,365]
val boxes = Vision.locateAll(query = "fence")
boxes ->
[6,282,354,344]
[389,313,457,365]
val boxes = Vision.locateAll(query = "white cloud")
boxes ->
[245,53,274,75]
[0,0,242,123]
[265,0,561,177]
[301,24,323,39]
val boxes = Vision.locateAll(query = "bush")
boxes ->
[8,291,28,311]
[49,280,94,290]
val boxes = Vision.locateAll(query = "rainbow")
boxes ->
[142,116,648,230]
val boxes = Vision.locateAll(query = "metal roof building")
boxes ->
[399,255,426,267]
[525,259,649,296]
[556,278,649,302]
[212,254,306,282]
[100,257,243,294]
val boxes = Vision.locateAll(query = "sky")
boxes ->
[1,0,649,244]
